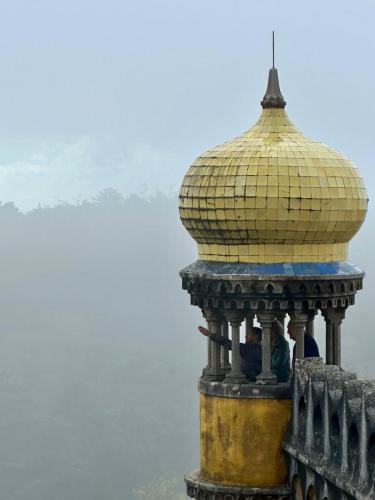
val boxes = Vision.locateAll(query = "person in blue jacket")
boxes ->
[198,324,262,381]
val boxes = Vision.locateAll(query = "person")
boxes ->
[270,320,291,382]
[287,319,320,365]
[198,324,262,381]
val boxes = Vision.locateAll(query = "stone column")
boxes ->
[201,315,212,377]
[323,308,345,366]
[225,312,246,384]
[205,310,223,381]
[256,312,277,385]
[276,312,286,335]
[323,311,333,364]
[291,312,308,360]
[220,319,231,371]
[306,310,316,337]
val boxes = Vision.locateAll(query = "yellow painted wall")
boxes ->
[200,393,292,487]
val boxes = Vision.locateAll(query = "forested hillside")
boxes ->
[0,190,372,499]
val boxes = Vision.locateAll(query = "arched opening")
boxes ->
[314,283,322,294]
[272,300,280,311]
[368,433,375,479]
[314,300,322,310]
[266,283,274,294]
[287,300,295,311]
[339,282,346,293]
[297,397,306,441]
[283,284,291,296]
[234,283,242,294]
[298,396,306,413]
[307,485,317,500]
[299,283,307,295]
[230,300,237,309]
[331,413,340,457]
[257,300,265,311]
[328,283,334,294]
[292,475,303,500]
[313,405,323,452]
[219,283,227,294]
[348,423,359,473]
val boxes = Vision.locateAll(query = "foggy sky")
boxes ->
[0,0,372,210]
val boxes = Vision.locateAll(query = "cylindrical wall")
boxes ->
[200,393,292,487]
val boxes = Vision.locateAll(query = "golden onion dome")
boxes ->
[179,67,368,264]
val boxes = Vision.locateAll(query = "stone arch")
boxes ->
[257,300,266,311]
[292,475,303,500]
[339,282,346,293]
[314,300,322,310]
[265,282,275,294]
[313,283,322,294]
[287,299,295,311]
[330,413,340,455]
[298,396,306,441]
[299,283,307,295]
[348,422,359,474]
[271,300,281,311]
[368,433,375,480]
[234,283,242,294]
[328,282,334,294]
[219,282,227,294]
[313,405,323,452]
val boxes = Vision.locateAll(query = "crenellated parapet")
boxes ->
[284,358,375,499]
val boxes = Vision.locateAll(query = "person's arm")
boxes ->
[198,325,232,350]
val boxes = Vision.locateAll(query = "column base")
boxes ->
[185,470,290,499]
[256,371,277,385]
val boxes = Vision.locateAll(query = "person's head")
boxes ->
[287,320,296,341]
[270,319,284,344]
[245,326,262,344]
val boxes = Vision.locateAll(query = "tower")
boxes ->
[178,49,368,499]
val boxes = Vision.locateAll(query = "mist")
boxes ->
[0,191,371,499]
[0,0,372,498]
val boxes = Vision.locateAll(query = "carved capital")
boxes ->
[322,307,345,325]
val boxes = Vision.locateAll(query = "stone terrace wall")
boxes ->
[283,358,375,500]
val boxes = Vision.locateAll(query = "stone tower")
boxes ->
[178,57,368,499]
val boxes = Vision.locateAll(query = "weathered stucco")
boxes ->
[200,393,292,487]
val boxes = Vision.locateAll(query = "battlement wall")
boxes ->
[284,358,375,499]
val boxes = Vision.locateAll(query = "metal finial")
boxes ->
[260,31,286,109]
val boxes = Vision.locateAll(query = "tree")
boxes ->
[133,478,186,500]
